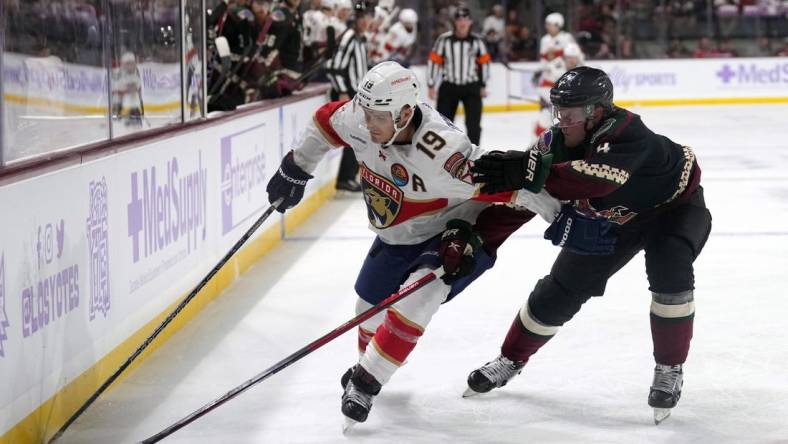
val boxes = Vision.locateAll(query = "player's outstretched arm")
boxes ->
[470,128,560,195]
[471,149,554,194]
[266,100,350,213]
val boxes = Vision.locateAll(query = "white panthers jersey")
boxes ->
[303,9,331,45]
[539,31,576,85]
[379,22,416,62]
[113,67,142,109]
[292,100,559,245]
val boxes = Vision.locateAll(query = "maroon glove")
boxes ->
[439,219,482,283]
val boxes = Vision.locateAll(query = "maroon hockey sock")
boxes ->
[501,315,553,363]
[650,315,693,365]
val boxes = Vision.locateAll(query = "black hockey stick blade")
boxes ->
[140,268,446,443]
[47,198,284,443]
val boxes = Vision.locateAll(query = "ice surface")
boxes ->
[58,105,788,443]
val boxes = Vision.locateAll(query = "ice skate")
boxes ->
[335,179,362,198]
[340,364,357,389]
[463,355,525,397]
[648,364,683,425]
[341,366,382,428]
[342,417,358,434]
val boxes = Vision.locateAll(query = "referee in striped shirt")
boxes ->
[427,6,491,145]
[326,1,371,101]
[325,1,372,192]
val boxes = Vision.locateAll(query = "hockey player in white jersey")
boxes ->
[302,0,334,49]
[266,61,563,429]
[533,12,577,136]
[112,52,144,127]
[370,8,418,65]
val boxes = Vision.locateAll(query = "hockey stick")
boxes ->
[141,267,446,443]
[498,60,542,103]
[294,51,331,84]
[137,88,153,128]
[499,59,533,74]
[507,94,540,103]
[47,198,284,443]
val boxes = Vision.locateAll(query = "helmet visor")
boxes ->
[354,96,396,140]
[551,105,592,128]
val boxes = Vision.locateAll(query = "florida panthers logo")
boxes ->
[360,164,403,228]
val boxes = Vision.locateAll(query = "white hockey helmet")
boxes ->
[355,61,420,146]
[121,51,136,65]
[377,0,395,12]
[399,8,418,25]
[336,0,352,10]
[545,12,564,29]
[320,0,335,9]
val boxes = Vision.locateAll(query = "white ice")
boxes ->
[59,104,788,444]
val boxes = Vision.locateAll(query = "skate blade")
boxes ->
[653,408,671,425]
[462,387,483,398]
[342,417,358,434]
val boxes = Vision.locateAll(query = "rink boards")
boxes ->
[410,56,788,111]
[0,93,338,442]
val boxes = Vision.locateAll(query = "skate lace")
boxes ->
[652,364,682,393]
[344,382,375,410]
[479,355,523,385]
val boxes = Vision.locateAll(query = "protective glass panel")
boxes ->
[2,0,109,163]
[109,0,182,136]
[183,0,205,120]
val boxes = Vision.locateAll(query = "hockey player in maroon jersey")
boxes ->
[466,66,712,425]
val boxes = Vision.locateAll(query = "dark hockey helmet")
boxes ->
[550,66,614,111]
[353,0,372,16]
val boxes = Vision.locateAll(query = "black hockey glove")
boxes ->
[471,149,554,195]
[544,205,617,255]
[439,219,482,284]
[266,151,313,213]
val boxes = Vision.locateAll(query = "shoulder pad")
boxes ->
[233,7,255,21]
[590,109,633,145]
[272,9,287,22]
[589,118,616,145]
[535,129,557,154]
